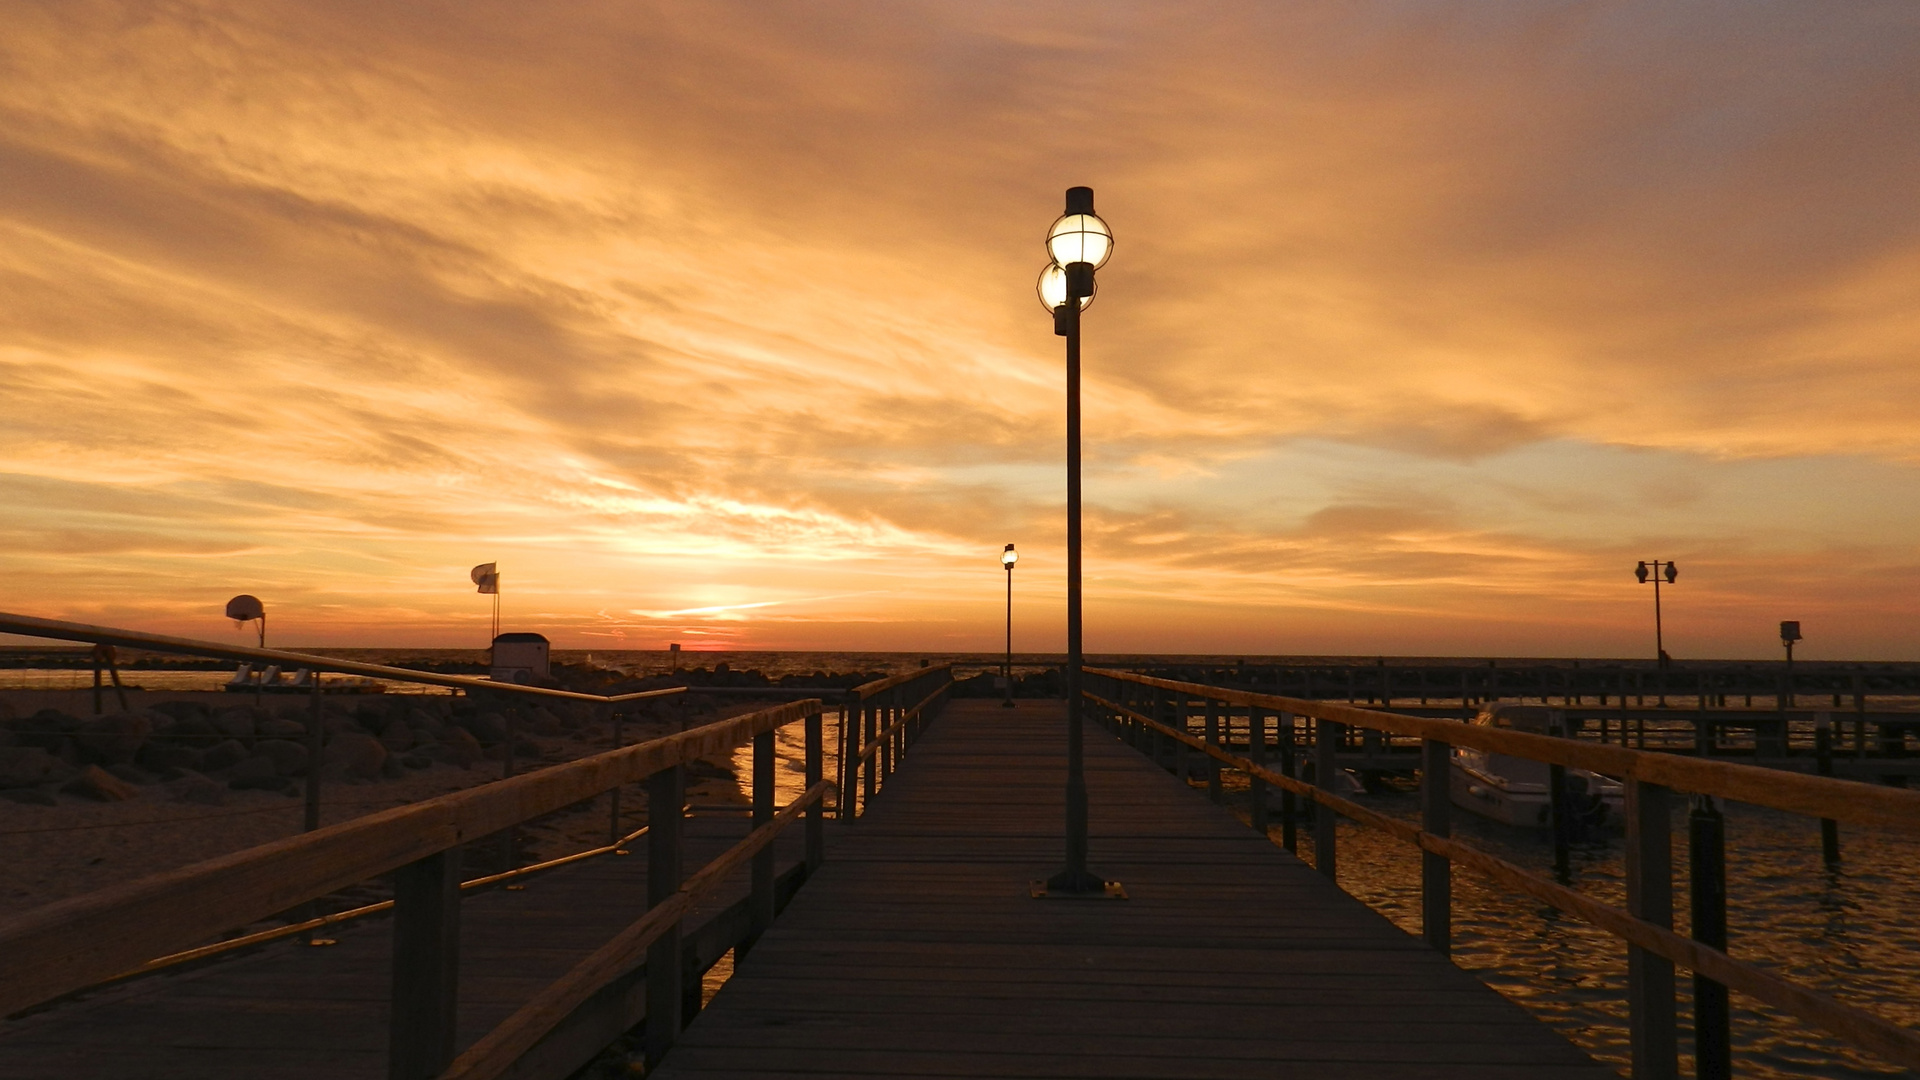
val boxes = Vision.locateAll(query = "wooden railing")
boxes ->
[1082,668,1920,1079]
[838,665,955,817]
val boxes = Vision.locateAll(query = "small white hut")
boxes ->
[490,632,551,685]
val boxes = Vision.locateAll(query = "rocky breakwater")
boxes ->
[0,694,618,808]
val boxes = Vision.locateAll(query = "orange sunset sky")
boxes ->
[2,2,1918,659]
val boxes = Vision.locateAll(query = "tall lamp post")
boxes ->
[1033,186,1122,899]
[1635,559,1678,706]
[1001,544,1018,708]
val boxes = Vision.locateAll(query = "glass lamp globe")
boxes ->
[1046,212,1113,269]
[1002,544,1018,569]
[1036,262,1094,312]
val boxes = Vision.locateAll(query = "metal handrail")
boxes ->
[0,612,684,705]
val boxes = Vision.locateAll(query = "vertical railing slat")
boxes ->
[1315,719,1340,880]
[388,849,461,1080]
[1626,778,1678,1080]
[645,765,685,1067]
[1420,737,1450,955]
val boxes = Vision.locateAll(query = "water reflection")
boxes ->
[1305,791,1920,1078]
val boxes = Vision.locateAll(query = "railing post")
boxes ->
[645,764,685,1068]
[1204,698,1222,803]
[1816,718,1842,865]
[1315,719,1340,880]
[1420,737,1450,955]
[1689,794,1731,1080]
[862,697,877,809]
[1626,778,1678,1080]
[1279,712,1297,852]
[607,706,623,844]
[744,727,775,956]
[1167,699,1182,780]
[1249,706,1268,836]
[389,848,461,1080]
[305,678,324,834]
[806,708,825,873]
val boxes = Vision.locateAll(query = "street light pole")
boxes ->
[1635,560,1679,706]
[1002,544,1018,708]
[1034,186,1121,899]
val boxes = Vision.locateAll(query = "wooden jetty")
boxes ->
[5,611,1920,1079]
[653,699,1609,1079]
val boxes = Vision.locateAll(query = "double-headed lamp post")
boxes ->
[1001,544,1019,708]
[1635,559,1678,707]
[1033,187,1121,898]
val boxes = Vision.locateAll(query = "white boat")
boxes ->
[1450,705,1621,831]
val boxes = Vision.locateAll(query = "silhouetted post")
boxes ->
[1626,779,1678,1079]
[1548,711,1571,876]
[1689,794,1731,1080]
[1205,698,1222,803]
[389,849,460,1080]
[805,708,824,873]
[306,677,324,834]
[1279,712,1297,853]
[645,765,685,1067]
[1002,544,1018,708]
[1816,718,1841,865]
[1249,707,1268,836]
[1421,736,1451,955]
[745,728,775,956]
[609,708,624,845]
[1315,719,1341,880]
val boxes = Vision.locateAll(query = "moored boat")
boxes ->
[1451,704,1621,831]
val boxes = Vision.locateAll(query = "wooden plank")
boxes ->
[651,701,1609,1079]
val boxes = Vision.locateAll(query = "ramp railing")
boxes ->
[838,665,955,817]
[1084,667,1920,1079]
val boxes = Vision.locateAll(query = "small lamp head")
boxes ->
[1002,543,1018,569]
[1635,561,1649,583]
[1665,562,1678,584]
[1780,620,1801,645]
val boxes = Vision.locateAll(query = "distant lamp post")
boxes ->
[1633,560,1678,667]
[1001,544,1018,709]
[1033,186,1122,899]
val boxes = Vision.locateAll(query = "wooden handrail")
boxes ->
[850,665,950,700]
[854,678,950,766]
[0,611,685,705]
[1085,688,1920,1070]
[1090,668,1920,832]
[0,698,822,1017]
[441,779,834,1080]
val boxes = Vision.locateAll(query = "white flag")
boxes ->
[471,563,499,594]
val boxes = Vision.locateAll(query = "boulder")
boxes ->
[438,727,482,768]
[379,720,414,754]
[138,741,204,773]
[166,770,226,805]
[64,764,139,802]
[465,712,509,746]
[324,733,387,780]
[212,708,257,743]
[201,738,250,772]
[2,787,57,805]
[228,755,288,790]
[259,718,308,741]
[162,716,219,747]
[529,708,564,736]
[76,710,154,763]
[254,739,309,777]
[0,746,56,789]
[105,763,154,786]
[8,709,79,750]
[148,699,209,724]
[407,709,446,739]
[399,751,432,770]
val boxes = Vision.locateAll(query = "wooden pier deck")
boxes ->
[652,699,1611,1079]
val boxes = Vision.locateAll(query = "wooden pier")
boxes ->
[653,699,1609,1078]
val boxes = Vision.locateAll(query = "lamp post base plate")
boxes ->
[1030,878,1127,900]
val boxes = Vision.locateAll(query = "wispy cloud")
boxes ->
[1,2,1917,658]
